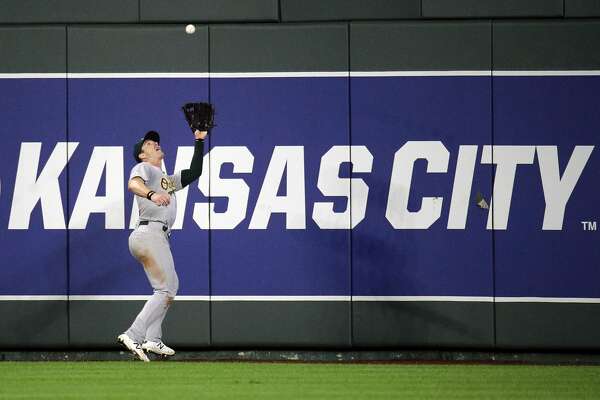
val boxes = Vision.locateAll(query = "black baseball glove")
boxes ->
[182,102,215,133]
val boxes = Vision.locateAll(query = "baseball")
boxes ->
[185,24,195,34]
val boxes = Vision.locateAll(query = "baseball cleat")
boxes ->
[117,333,150,362]
[142,341,175,356]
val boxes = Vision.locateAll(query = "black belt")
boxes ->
[139,220,169,232]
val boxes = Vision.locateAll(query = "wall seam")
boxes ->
[347,22,353,348]
[65,24,71,347]
[0,17,584,26]
[277,0,282,22]
[207,24,213,348]
[490,20,497,349]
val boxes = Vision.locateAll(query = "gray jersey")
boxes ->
[129,162,183,228]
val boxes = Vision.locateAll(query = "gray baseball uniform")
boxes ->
[125,162,183,344]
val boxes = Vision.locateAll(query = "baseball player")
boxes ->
[118,103,213,361]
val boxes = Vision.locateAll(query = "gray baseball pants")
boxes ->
[125,221,178,343]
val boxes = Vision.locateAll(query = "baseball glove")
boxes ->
[182,102,216,133]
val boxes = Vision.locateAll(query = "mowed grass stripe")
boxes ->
[0,362,599,399]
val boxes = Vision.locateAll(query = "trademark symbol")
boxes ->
[581,221,597,231]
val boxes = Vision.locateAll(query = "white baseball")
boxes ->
[185,24,195,34]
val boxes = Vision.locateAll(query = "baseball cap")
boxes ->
[133,130,160,163]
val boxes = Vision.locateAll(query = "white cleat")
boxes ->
[142,341,175,356]
[117,333,150,362]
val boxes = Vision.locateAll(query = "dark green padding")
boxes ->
[0,302,68,348]
[493,21,600,70]
[422,0,563,18]
[281,0,419,22]
[141,0,278,22]
[566,0,600,17]
[0,0,137,23]
[351,21,491,71]
[210,23,348,72]
[0,27,66,73]
[68,25,208,73]
[69,301,210,348]
[353,302,494,348]
[212,302,351,347]
[496,303,600,349]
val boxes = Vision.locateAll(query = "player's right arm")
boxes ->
[128,177,170,206]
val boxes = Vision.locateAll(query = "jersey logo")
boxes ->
[161,177,176,195]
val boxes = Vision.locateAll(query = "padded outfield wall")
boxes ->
[1,19,600,350]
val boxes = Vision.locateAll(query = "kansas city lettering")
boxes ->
[7,142,594,231]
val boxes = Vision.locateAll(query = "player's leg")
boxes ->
[126,232,171,339]
[120,231,170,361]
[144,291,175,343]
[124,290,169,344]
[141,295,175,356]
[143,242,178,355]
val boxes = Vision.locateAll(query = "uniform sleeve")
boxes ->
[180,139,205,188]
[129,162,153,183]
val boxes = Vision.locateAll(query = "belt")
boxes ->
[138,220,169,233]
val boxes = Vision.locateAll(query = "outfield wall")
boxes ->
[1,15,600,350]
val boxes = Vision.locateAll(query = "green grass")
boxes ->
[0,362,599,399]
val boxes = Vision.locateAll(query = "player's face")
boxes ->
[141,140,164,161]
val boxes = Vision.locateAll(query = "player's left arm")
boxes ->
[178,130,207,188]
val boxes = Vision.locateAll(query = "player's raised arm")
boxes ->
[179,130,207,188]
[179,102,215,188]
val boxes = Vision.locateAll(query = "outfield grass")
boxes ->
[0,361,599,399]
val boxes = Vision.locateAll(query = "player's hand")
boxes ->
[151,193,170,206]
[194,130,208,140]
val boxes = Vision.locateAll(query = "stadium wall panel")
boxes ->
[493,20,600,70]
[350,21,491,71]
[1,20,600,350]
[209,23,351,347]
[66,25,211,347]
[422,0,564,18]
[496,303,600,350]
[0,0,138,24]
[349,21,494,348]
[68,300,210,348]
[212,302,350,347]
[0,26,68,348]
[353,302,493,348]
[140,0,279,23]
[280,0,420,22]
[493,20,600,349]
[565,0,600,17]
